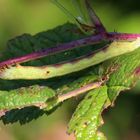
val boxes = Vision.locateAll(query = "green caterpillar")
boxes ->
[0,38,140,80]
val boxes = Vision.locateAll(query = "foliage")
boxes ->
[0,22,140,140]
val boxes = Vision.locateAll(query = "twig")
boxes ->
[58,81,103,102]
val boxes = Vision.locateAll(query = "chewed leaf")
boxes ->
[68,86,109,140]
[0,85,56,112]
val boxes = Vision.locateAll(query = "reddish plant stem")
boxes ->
[0,34,103,68]
[58,81,103,102]
[0,32,140,68]
[85,0,106,33]
[0,81,103,116]
[107,32,140,40]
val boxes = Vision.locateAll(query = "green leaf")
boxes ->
[0,85,56,111]
[67,46,140,138]
[67,46,140,140]
[68,86,109,140]
[0,85,59,124]
[102,47,140,102]
[0,21,140,140]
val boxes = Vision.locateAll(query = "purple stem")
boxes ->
[107,32,140,40]
[85,0,106,33]
[0,34,104,67]
[0,32,140,68]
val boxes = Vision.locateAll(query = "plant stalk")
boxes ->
[0,32,140,68]
[58,81,103,102]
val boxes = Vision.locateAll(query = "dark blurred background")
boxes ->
[0,0,140,140]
